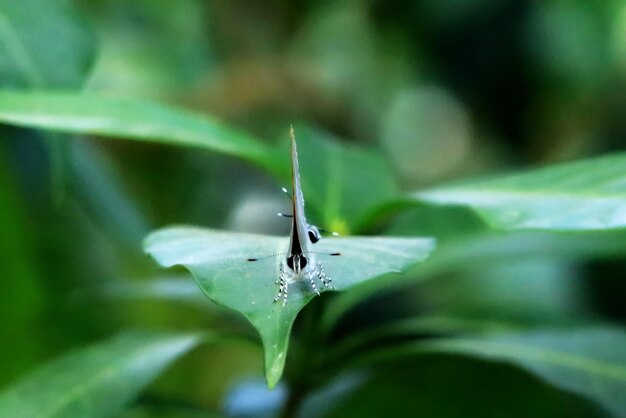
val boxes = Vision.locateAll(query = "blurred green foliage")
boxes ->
[0,0,625,417]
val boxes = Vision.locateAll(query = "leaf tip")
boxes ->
[265,351,287,389]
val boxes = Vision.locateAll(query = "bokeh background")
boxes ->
[1,1,625,417]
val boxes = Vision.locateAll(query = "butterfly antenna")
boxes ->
[247,252,287,262]
[304,251,342,257]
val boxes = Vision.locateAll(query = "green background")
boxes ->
[0,1,625,417]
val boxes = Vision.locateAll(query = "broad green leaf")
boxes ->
[416,152,626,231]
[363,327,626,417]
[0,332,205,418]
[0,0,95,88]
[0,91,282,174]
[143,226,434,388]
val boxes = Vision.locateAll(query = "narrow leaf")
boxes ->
[416,153,626,231]
[0,91,282,174]
[143,226,434,387]
[0,332,204,418]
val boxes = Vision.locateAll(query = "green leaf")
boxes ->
[366,327,626,417]
[0,0,95,88]
[416,153,626,231]
[0,332,205,418]
[143,226,434,388]
[0,91,282,174]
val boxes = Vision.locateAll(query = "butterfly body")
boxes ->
[273,128,334,305]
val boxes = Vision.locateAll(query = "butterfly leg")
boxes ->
[306,269,320,296]
[314,262,334,290]
[274,262,290,305]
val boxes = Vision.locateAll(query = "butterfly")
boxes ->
[248,127,339,305]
